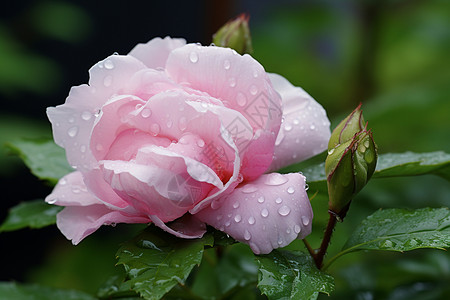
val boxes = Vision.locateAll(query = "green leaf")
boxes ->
[344,208,450,252]
[302,151,450,192]
[256,250,334,300]
[116,226,213,300]
[6,138,73,184]
[324,208,450,270]
[0,199,62,232]
[0,282,96,300]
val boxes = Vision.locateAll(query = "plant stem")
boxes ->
[313,212,337,269]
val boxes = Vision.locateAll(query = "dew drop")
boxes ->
[244,230,252,241]
[233,202,240,209]
[81,111,92,121]
[305,184,309,191]
[293,119,300,125]
[277,237,284,245]
[234,214,242,223]
[196,139,205,148]
[80,145,86,153]
[225,221,231,227]
[68,126,78,137]
[286,228,291,234]
[103,75,113,87]
[178,117,187,131]
[141,108,152,118]
[241,184,258,194]
[278,205,291,216]
[104,59,114,69]
[275,197,283,204]
[72,187,81,194]
[249,85,258,95]
[166,119,173,128]
[257,196,265,203]
[216,215,223,221]
[301,215,310,226]
[189,51,199,63]
[236,92,247,107]
[287,186,295,194]
[228,77,236,87]
[284,123,292,131]
[59,178,67,185]
[264,173,288,186]
[328,148,335,155]
[261,208,269,218]
[248,216,256,225]
[223,59,231,70]
[364,140,370,148]
[310,124,316,130]
[294,224,301,234]
[68,116,75,123]
[253,70,258,78]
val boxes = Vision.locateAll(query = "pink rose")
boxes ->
[46,37,330,254]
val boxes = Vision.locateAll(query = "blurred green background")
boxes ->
[1,0,449,299]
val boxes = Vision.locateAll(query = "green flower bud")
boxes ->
[325,105,377,219]
[212,14,253,54]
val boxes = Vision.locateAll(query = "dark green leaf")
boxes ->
[7,138,73,184]
[343,208,450,252]
[302,151,450,192]
[116,226,213,300]
[256,250,334,300]
[0,199,62,232]
[0,282,96,300]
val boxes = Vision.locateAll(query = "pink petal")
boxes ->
[268,73,331,171]
[128,36,186,69]
[149,214,206,239]
[195,173,313,254]
[45,171,100,206]
[56,204,149,245]
[165,44,282,134]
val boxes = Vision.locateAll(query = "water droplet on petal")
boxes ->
[223,59,231,70]
[103,75,113,87]
[80,145,86,153]
[293,119,299,125]
[264,173,288,186]
[96,143,104,151]
[72,187,81,194]
[244,230,251,241]
[305,184,309,191]
[310,124,316,130]
[189,51,199,63]
[287,186,295,194]
[286,228,291,234]
[248,216,255,225]
[196,139,205,148]
[261,208,269,218]
[284,123,292,131]
[141,108,152,118]
[278,205,291,216]
[81,111,92,121]
[166,119,173,128]
[104,59,114,69]
[150,124,160,136]
[275,197,283,204]
[68,116,75,123]
[249,85,258,95]
[294,224,301,234]
[216,215,222,221]
[228,77,236,87]
[257,196,265,203]
[225,221,231,227]
[241,184,258,194]
[253,70,258,78]
[47,198,57,204]
[302,215,310,226]
[59,178,67,185]
[234,214,242,223]
[278,237,284,245]
[236,92,247,107]
[68,126,78,137]
[233,202,239,209]
[178,117,187,131]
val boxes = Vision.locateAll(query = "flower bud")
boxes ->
[325,105,377,219]
[212,14,253,54]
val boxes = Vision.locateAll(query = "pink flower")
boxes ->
[46,37,330,254]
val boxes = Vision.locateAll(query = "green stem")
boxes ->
[313,212,337,269]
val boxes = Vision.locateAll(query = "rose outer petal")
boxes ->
[195,173,313,254]
[268,73,331,171]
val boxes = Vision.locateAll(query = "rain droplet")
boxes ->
[223,59,231,70]
[225,221,231,227]
[277,237,284,245]
[287,186,295,194]
[284,123,292,131]
[286,228,291,234]
[47,198,57,204]
[68,116,75,123]
[80,145,86,153]
[244,230,251,240]
[241,184,258,194]
[236,92,247,107]
[68,126,78,137]
[59,178,67,185]
[228,77,236,87]
[72,187,81,194]
[328,148,335,155]
[310,124,316,130]
[233,202,239,209]
[166,119,173,128]
[305,184,309,191]
[294,225,301,234]
[234,214,242,223]
[275,197,283,204]
[248,216,255,225]
[103,75,113,87]
[253,70,259,78]
[104,59,114,69]
[278,206,291,216]
[178,117,187,131]
[249,85,258,95]
[261,208,269,218]
[196,139,205,148]
[293,119,299,125]
[216,215,222,221]
[141,108,152,118]
[301,215,310,226]
[257,196,265,203]
[264,173,288,186]
[189,51,199,63]
[81,111,92,121]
